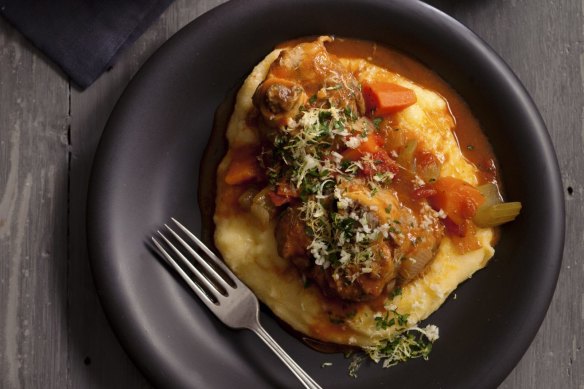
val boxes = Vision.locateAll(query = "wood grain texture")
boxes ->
[66,1,227,388]
[0,17,69,389]
[0,0,582,388]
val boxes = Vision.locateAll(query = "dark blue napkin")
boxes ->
[0,0,174,89]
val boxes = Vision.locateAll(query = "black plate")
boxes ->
[87,0,565,387]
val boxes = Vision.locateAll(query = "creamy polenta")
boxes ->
[213,37,519,366]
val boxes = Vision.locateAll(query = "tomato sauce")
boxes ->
[279,37,499,184]
[324,37,498,184]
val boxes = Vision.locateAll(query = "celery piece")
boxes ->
[473,201,522,227]
[397,139,417,169]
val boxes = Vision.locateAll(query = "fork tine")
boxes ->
[171,218,240,286]
[151,236,218,307]
[156,231,223,297]
[155,230,230,300]
[163,224,234,292]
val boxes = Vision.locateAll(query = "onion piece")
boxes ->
[397,139,418,170]
[476,183,503,207]
[473,183,521,227]
[250,187,277,226]
[238,188,259,210]
[399,246,433,283]
[417,159,441,183]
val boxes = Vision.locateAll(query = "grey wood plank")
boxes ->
[429,0,584,387]
[66,1,227,388]
[0,17,69,389]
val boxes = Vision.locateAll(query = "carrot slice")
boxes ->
[341,133,384,161]
[428,177,485,226]
[224,147,262,185]
[362,81,417,115]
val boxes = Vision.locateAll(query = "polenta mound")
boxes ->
[213,37,520,367]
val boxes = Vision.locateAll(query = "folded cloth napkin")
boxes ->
[0,0,174,89]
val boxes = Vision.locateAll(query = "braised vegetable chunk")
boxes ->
[363,81,417,115]
[276,206,312,270]
[428,177,485,228]
[474,201,522,227]
[472,182,522,227]
[224,146,263,185]
[213,36,521,373]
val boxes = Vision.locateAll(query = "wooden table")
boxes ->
[0,0,581,387]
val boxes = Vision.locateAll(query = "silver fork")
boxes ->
[151,218,322,389]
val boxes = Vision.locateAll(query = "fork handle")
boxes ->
[251,325,322,389]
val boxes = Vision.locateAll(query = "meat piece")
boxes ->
[313,241,397,302]
[254,36,365,129]
[275,206,312,271]
[253,78,306,127]
[391,202,445,284]
[276,206,397,302]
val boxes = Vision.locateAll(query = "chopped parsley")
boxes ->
[374,313,393,330]
[344,106,357,121]
[374,309,409,330]
[372,117,383,129]
[364,326,437,368]
[395,310,409,326]
[348,323,439,377]
[329,314,346,325]
[328,310,355,325]
[262,103,402,279]
[390,287,402,299]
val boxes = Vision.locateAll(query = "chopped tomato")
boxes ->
[442,217,466,237]
[416,151,439,168]
[362,81,417,115]
[267,182,300,206]
[276,182,300,198]
[224,147,263,185]
[415,151,441,182]
[267,191,291,206]
[428,177,485,227]
[412,186,438,200]
[448,220,482,253]
[360,150,400,177]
